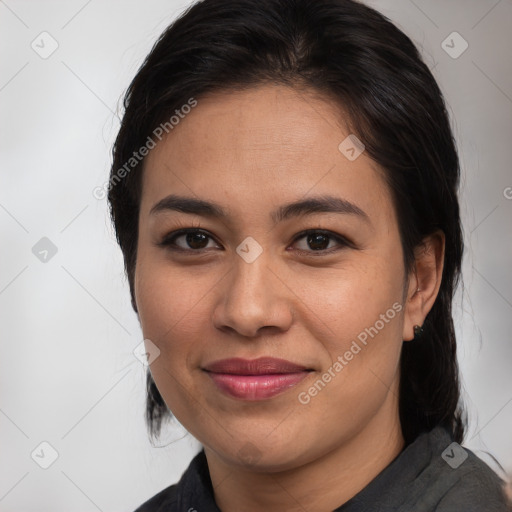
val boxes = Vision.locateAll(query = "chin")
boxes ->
[206,433,314,473]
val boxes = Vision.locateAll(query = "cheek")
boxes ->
[134,257,214,431]
[297,253,404,343]
[290,285,404,453]
[299,253,405,397]
[135,249,211,335]
[134,262,214,398]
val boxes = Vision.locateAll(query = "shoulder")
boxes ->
[132,448,212,512]
[133,483,178,512]
[389,427,512,512]
[434,447,511,512]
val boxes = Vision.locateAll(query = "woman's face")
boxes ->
[135,84,413,470]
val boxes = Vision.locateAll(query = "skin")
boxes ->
[134,84,445,512]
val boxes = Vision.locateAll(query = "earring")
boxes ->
[413,324,424,340]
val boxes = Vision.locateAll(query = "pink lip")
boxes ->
[206,372,310,400]
[203,357,312,400]
[203,357,309,374]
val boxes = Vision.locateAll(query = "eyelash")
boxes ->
[158,227,353,256]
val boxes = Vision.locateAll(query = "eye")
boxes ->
[158,228,352,255]
[291,229,351,255]
[159,229,221,252]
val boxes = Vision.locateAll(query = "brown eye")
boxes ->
[182,231,209,249]
[159,229,220,252]
[292,229,350,255]
[305,232,330,251]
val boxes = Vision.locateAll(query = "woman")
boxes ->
[107,0,511,510]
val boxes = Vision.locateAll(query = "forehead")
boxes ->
[147,85,349,170]
[140,84,395,227]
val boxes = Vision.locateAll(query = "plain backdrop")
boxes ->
[1,0,511,510]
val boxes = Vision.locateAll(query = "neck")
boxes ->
[204,384,405,512]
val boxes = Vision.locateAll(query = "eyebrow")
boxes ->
[150,194,370,225]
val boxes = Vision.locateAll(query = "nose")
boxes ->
[212,250,294,338]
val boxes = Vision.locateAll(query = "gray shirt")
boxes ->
[134,426,511,511]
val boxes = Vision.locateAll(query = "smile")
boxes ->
[202,357,313,400]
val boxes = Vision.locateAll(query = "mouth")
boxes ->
[202,357,313,401]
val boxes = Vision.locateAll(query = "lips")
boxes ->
[203,357,310,375]
[203,357,312,400]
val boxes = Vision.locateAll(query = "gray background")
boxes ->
[1,0,511,510]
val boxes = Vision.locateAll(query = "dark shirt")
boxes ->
[134,426,511,511]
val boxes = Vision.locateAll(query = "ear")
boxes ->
[402,230,445,341]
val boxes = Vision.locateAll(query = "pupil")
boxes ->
[308,233,328,250]
[187,232,207,249]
